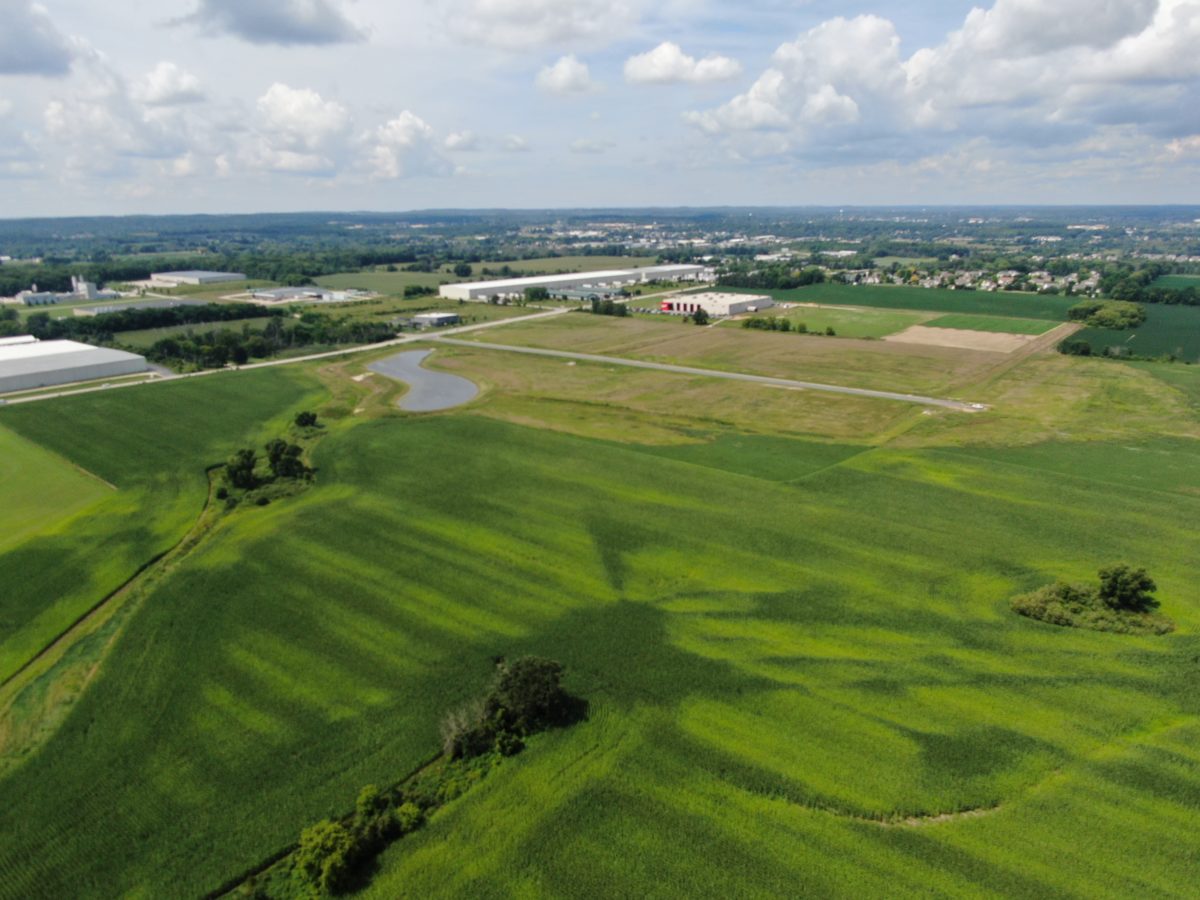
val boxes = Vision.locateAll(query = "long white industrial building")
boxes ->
[0,337,149,394]
[439,264,712,301]
[660,292,775,317]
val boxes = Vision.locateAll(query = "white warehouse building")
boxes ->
[150,270,247,287]
[438,264,712,302]
[0,337,149,394]
[660,292,774,317]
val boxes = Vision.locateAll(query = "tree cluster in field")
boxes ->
[588,298,629,317]
[718,265,827,290]
[440,656,585,761]
[1011,564,1173,635]
[742,316,836,336]
[146,316,396,370]
[273,658,583,897]
[1068,300,1146,329]
[223,418,318,502]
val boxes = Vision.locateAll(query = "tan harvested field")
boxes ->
[464,314,1011,395]
[423,344,917,444]
[884,325,1036,353]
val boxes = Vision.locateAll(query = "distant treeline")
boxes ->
[719,265,827,290]
[1101,265,1199,306]
[16,303,278,341]
[143,315,395,369]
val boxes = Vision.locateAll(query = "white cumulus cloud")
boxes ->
[367,111,451,179]
[624,42,741,85]
[134,62,205,106]
[536,55,596,94]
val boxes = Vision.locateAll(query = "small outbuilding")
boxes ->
[413,312,460,328]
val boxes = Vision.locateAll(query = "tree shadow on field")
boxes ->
[583,512,660,594]
[517,596,779,712]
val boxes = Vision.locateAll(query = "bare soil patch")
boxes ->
[885,325,1036,353]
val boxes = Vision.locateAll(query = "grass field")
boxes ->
[1152,275,1200,291]
[1073,304,1200,362]
[459,313,1008,396]
[0,406,1197,897]
[924,314,1058,335]
[721,306,933,339]
[717,283,1077,321]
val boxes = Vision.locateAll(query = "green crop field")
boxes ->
[718,283,1077,321]
[0,368,324,685]
[315,270,451,294]
[1152,275,1200,290]
[1072,304,1200,362]
[1,326,1199,897]
[720,305,933,339]
[924,314,1058,335]
[467,255,657,276]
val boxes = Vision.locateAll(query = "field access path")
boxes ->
[432,337,987,412]
[3,304,985,412]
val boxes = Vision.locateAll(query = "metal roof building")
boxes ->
[660,292,775,317]
[0,338,149,394]
[150,270,247,287]
[438,264,712,301]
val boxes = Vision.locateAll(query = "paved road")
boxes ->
[367,349,480,411]
[0,306,572,407]
[433,337,986,412]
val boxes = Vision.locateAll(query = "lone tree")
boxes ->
[225,448,257,490]
[1097,564,1158,612]
[295,410,318,428]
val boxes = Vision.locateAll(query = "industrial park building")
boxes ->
[0,338,149,394]
[438,264,711,301]
[150,270,247,287]
[660,292,775,317]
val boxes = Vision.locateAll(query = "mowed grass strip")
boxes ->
[924,314,1057,335]
[0,413,1198,897]
[0,426,111,554]
[720,306,933,339]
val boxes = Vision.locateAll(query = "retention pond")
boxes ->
[367,349,479,412]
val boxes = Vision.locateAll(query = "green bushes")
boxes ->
[742,316,835,336]
[1011,564,1173,635]
[1067,300,1146,329]
[440,656,583,760]
[589,298,629,317]
[287,657,581,896]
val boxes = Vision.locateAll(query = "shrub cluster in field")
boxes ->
[1011,564,1174,635]
[588,298,629,317]
[742,316,836,336]
[257,657,583,898]
[219,411,320,506]
[1067,300,1146,329]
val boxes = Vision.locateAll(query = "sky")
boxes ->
[0,0,1198,216]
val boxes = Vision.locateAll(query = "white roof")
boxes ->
[0,335,38,347]
[0,339,101,362]
[450,264,706,293]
